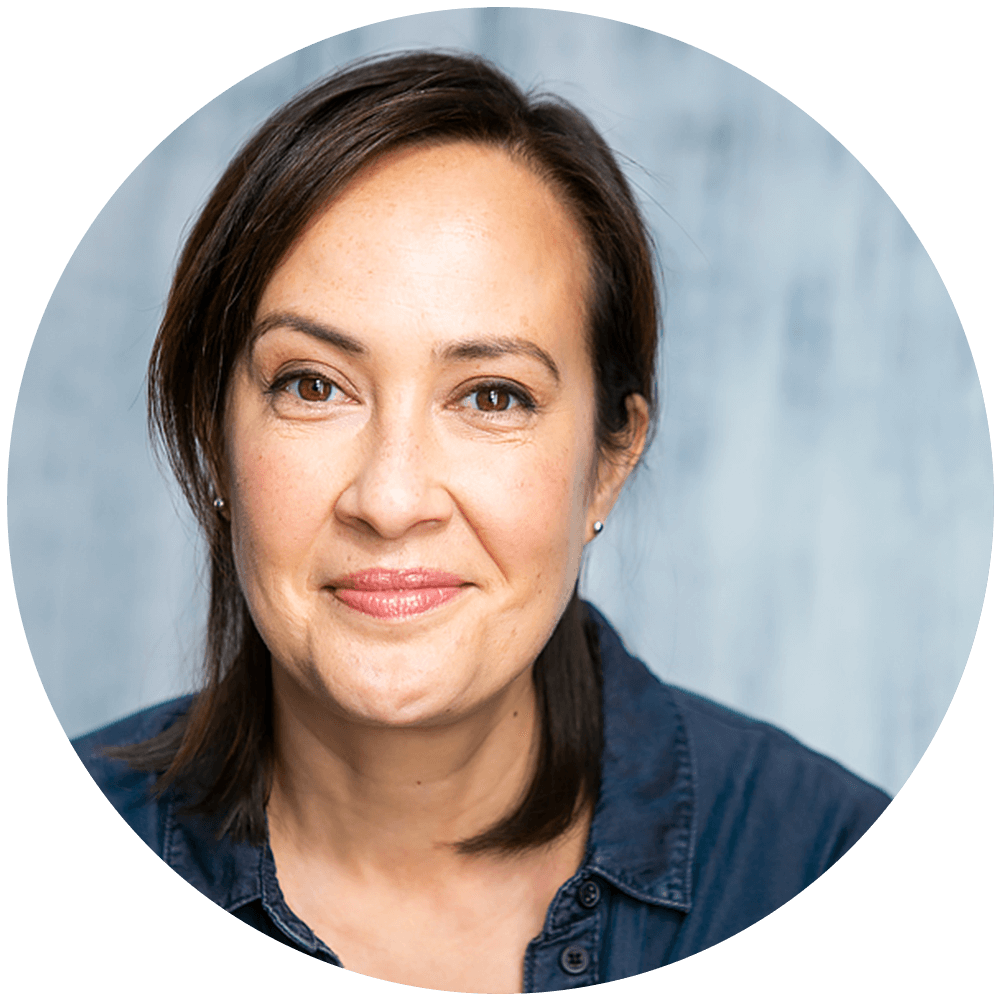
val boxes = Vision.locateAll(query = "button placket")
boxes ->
[521,874,607,991]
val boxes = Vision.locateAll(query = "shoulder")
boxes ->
[676,683,891,801]
[587,602,889,867]
[72,695,193,757]
[71,696,194,853]
[669,685,890,850]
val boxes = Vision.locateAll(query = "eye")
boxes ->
[458,382,534,414]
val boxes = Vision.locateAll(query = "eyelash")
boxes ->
[266,372,537,416]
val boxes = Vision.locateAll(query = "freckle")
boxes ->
[416,780,422,786]
[513,711,518,718]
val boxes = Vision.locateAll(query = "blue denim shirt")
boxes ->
[73,607,890,988]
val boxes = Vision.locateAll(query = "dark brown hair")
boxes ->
[112,50,659,854]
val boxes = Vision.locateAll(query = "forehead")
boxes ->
[256,141,593,345]
[312,140,586,255]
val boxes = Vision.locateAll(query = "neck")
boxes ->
[266,663,539,875]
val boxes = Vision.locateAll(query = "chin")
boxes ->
[329,676,483,729]
[297,644,489,729]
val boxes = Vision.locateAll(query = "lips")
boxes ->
[330,567,467,619]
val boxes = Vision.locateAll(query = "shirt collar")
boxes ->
[583,603,695,911]
[164,606,695,916]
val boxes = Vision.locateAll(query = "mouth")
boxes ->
[328,567,468,620]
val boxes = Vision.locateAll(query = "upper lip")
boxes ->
[330,567,466,591]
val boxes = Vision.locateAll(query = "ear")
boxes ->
[585,394,650,541]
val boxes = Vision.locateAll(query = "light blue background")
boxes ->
[9,8,991,796]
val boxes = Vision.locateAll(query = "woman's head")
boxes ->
[151,50,657,547]
[142,50,659,848]
[226,139,636,727]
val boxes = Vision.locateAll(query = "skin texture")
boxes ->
[222,141,648,992]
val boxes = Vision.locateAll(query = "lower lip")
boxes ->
[335,586,464,619]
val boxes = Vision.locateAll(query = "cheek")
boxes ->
[227,430,339,591]
[451,433,591,590]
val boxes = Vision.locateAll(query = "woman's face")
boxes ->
[224,141,635,727]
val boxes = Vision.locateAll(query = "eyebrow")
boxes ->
[250,313,368,355]
[251,313,561,383]
[438,337,561,383]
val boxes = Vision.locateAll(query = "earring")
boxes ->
[593,520,604,534]
[213,497,226,511]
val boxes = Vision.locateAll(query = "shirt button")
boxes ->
[560,944,590,975]
[577,880,601,908]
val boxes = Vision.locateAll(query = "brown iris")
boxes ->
[475,387,511,411]
[296,377,333,402]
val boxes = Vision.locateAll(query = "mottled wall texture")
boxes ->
[10,9,991,796]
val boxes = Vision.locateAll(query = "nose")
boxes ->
[334,407,452,540]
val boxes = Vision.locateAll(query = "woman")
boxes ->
[74,50,889,992]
